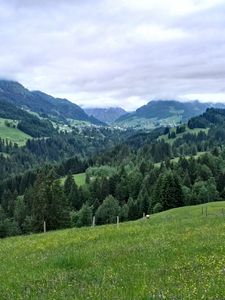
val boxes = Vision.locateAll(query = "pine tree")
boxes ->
[1,189,16,218]
[137,186,150,215]
[127,197,139,220]
[153,171,184,211]
[31,171,51,232]
[31,169,70,232]
[68,180,80,210]
[51,180,70,229]
[100,177,109,201]
[64,173,74,197]
[14,197,27,231]
[0,205,7,238]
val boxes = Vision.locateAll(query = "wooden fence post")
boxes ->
[205,206,208,217]
[43,221,46,233]
[222,208,225,217]
[143,212,146,219]
[117,216,119,228]
[201,207,204,215]
[92,216,95,227]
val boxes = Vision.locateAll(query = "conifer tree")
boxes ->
[137,186,150,215]
[64,173,74,197]
[127,197,139,220]
[153,171,184,211]
[68,180,80,210]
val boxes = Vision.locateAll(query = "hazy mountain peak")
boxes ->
[85,107,127,124]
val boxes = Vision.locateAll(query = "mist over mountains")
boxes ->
[1,79,225,130]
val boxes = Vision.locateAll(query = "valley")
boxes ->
[1,1,224,299]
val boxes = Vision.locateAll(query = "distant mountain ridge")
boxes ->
[115,100,225,129]
[85,107,127,124]
[0,80,103,125]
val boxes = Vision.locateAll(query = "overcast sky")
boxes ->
[0,0,225,110]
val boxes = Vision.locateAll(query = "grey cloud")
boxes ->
[0,0,225,110]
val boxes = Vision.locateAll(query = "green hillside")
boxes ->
[115,100,225,129]
[158,126,209,144]
[0,118,31,146]
[0,80,104,126]
[1,202,225,299]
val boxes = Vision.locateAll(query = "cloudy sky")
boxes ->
[0,0,225,110]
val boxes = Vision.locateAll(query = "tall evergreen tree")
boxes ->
[68,180,80,210]
[137,186,150,215]
[64,173,74,197]
[153,171,184,210]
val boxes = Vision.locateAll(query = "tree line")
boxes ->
[1,147,225,238]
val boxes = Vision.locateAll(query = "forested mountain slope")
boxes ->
[0,99,56,137]
[0,80,103,125]
[188,107,225,128]
[116,100,225,129]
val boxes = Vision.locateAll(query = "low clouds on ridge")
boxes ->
[0,0,225,110]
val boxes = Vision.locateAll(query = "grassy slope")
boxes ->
[154,151,207,168]
[159,126,209,145]
[0,118,31,146]
[1,202,225,299]
[60,172,86,186]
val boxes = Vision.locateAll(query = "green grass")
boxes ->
[60,172,86,186]
[154,151,207,167]
[0,118,31,146]
[159,126,209,144]
[1,202,225,299]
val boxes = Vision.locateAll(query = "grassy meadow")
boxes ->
[158,126,209,144]
[0,118,31,146]
[1,202,225,299]
[60,172,86,186]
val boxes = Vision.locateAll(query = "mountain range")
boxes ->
[115,100,225,129]
[1,80,225,133]
[0,80,103,126]
[85,107,127,124]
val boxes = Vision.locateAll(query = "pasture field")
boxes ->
[158,126,209,144]
[60,172,86,186]
[1,202,225,299]
[0,118,31,146]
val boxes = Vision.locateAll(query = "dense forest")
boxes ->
[1,107,225,238]
[0,126,129,181]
